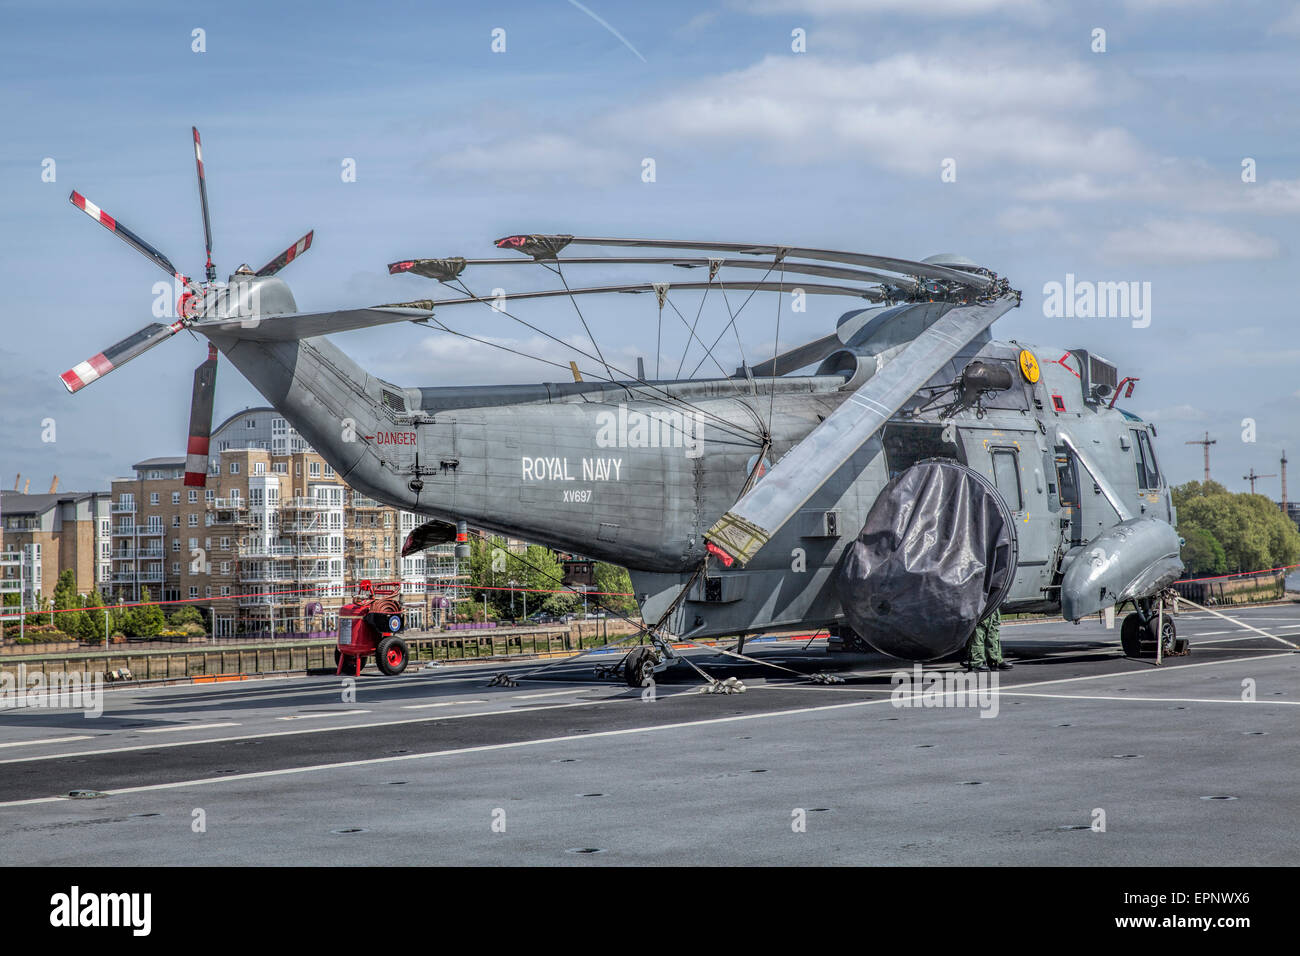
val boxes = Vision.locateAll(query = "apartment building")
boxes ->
[0,487,112,601]
[109,407,464,636]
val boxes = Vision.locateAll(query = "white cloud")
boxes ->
[431,133,626,185]
[611,53,1143,176]
[1137,403,1209,423]
[742,0,1045,15]
[996,204,1065,232]
[1099,218,1280,263]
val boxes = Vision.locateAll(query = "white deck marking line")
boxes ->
[1,654,1296,808]
[0,694,975,807]
[760,652,1297,693]
[0,736,93,748]
[0,691,696,766]
[139,722,240,733]
[276,710,370,721]
[999,692,1299,706]
[513,689,597,699]
[1,651,1291,769]
[401,700,488,709]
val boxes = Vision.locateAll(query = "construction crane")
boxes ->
[1282,450,1289,513]
[1186,432,1216,482]
[1243,468,1276,494]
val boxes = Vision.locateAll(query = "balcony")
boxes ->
[112,525,165,537]
[209,498,247,510]
[239,545,299,558]
[283,496,344,511]
[238,570,297,584]
[111,502,136,514]
[238,593,306,608]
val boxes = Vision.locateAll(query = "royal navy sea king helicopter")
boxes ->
[59,129,1186,686]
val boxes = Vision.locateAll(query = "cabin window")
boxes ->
[1056,456,1079,507]
[1132,429,1161,489]
[991,448,1023,511]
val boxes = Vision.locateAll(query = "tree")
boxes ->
[593,562,637,616]
[465,537,580,619]
[79,590,110,642]
[52,569,87,639]
[1179,527,1227,577]
[1174,482,1300,573]
[126,588,165,638]
[168,605,203,627]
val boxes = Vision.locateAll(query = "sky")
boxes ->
[1,0,1298,496]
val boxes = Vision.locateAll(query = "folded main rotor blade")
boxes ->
[495,234,988,290]
[706,293,1021,565]
[59,319,186,393]
[68,190,197,294]
[192,127,215,282]
[197,281,881,341]
[183,344,219,487]
[383,280,882,310]
[255,230,314,277]
[392,255,903,290]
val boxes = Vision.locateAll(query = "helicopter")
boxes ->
[58,128,1185,686]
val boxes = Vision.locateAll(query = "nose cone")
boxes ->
[1060,518,1184,621]
[835,460,1018,660]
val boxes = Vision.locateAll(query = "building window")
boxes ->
[309,462,321,477]
[253,461,266,475]
[188,537,198,550]
[205,586,212,598]
[188,489,198,503]
[190,587,198,598]
[324,463,335,477]
[221,562,230,573]
[150,492,159,505]
[247,419,256,428]
[172,539,180,552]
[230,462,240,475]
[188,514,198,527]
[205,489,214,501]
[171,491,180,505]
[221,537,230,549]
[273,462,287,474]
[172,514,180,527]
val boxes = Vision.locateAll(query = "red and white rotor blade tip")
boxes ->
[68,190,197,294]
[183,344,220,487]
[59,320,185,394]
[255,230,314,277]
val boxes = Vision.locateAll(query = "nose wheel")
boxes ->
[1121,608,1179,658]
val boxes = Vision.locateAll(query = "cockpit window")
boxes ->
[1132,429,1161,489]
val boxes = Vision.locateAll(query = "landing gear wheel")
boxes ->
[1121,613,1145,657]
[377,636,409,676]
[624,646,657,688]
[1158,616,1176,656]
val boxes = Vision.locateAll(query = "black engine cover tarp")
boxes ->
[834,459,1017,661]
